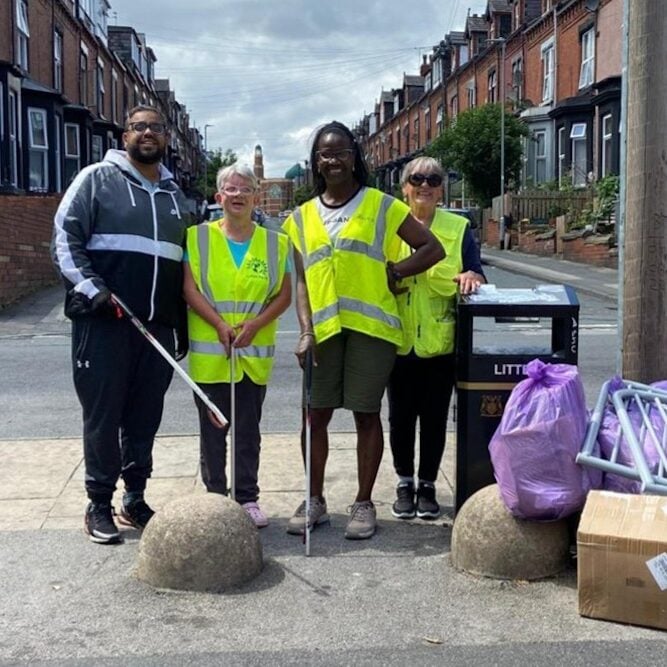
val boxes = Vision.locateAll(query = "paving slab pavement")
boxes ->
[1,431,666,665]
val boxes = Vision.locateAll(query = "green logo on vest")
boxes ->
[247,256,268,278]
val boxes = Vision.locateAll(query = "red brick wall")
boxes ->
[562,235,617,268]
[518,230,555,256]
[485,218,500,247]
[0,195,62,308]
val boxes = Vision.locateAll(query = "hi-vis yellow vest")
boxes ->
[283,187,409,346]
[186,221,288,385]
[396,209,467,357]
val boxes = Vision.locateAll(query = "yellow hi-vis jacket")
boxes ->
[282,187,410,346]
[396,209,467,357]
[186,221,288,385]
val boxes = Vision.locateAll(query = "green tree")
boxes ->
[197,148,238,202]
[426,104,528,207]
[292,184,312,207]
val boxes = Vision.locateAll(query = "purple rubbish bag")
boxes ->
[489,359,597,520]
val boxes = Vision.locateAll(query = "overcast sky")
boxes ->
[108,0,488,177]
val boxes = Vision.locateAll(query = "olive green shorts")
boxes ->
[310,329,397,413]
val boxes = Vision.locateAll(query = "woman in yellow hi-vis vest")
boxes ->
[282,121,444,540]
[183,164,291,528]
[389,157,485,522]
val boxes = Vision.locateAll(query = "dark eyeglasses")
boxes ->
[316,148,355,162]
[407,173,443,187]
[127,122,166,135]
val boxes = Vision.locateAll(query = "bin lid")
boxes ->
[460,284,578,307]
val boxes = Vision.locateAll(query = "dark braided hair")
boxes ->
[309,121,369,197]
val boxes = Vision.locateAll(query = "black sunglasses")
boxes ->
[407,173,443,187]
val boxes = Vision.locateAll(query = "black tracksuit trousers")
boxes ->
[195,377,266,505]
[387,352,456,483]
[72,315,174,502]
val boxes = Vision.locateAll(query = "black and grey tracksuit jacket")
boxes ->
[51,149,187,327]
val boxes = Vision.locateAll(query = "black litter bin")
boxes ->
[455,284,579,512]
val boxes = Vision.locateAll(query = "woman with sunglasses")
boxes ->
[183,163,292,528]
[282,121,443,540]
[389,157,485,521]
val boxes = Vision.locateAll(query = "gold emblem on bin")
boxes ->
[480,394,504,418]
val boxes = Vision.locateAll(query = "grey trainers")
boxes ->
[286,496,330,535]
[344,500,377,540]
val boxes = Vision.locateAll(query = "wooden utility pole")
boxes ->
[621,0,667,381]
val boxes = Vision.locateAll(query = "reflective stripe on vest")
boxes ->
[190,341,276,358]
[292,191,402,346]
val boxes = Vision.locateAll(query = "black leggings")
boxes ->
[387,353,456,483]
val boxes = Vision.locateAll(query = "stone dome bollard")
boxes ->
[135,494,263,592]
[451,484,570,580]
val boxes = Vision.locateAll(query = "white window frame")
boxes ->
[601,113,613,176]
[97,59,105,116]
[432,58,442,86]
[80,45,89,105]
[558,126,566,187]
[579,28,595,89]
[460,45,469,66]
[488,69,497,103]
[424,107,431,142]
[54,30,63,92]
[541,40,554,103]
[512,58,523,101]
[534,130,547,185]
[466,79,476,108]
[16,0,30,70]
[436,104,444,133]
[91,134,103,163]
[424,73,432,93]
[570,123,587,187]
[111,70,118,123]
[8,90,19,187]
[28,107,49,192]
[65,122,81,184]
[54,114,62,191]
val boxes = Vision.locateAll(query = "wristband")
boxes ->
[300,331,314,339]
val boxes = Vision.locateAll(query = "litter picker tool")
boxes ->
[229,344,237,501]
[110,293,228,429]
[303,347,313,556]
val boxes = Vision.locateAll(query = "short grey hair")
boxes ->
[216,163,259,192]
[400,157,444,186]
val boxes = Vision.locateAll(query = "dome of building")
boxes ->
[285,163,305,180]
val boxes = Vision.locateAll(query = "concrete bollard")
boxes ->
[135,494,263,593]
[451,484,570,580]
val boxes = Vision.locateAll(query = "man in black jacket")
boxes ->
[52,106,188,544]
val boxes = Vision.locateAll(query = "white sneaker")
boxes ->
[242,501,269,528]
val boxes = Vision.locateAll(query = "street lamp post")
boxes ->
[490,37,507,248]
[203,123,213,203]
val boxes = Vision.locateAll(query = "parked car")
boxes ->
[439,207,481,252]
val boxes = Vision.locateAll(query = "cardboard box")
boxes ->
[578,490,667,630]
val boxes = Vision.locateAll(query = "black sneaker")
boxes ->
[84,502,122,544]
[416,484,440,520]
[118,498,155,529]
[391,482,416,519]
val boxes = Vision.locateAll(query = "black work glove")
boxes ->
[65,287,115,318]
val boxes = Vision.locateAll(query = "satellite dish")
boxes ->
[584,0,599,12]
